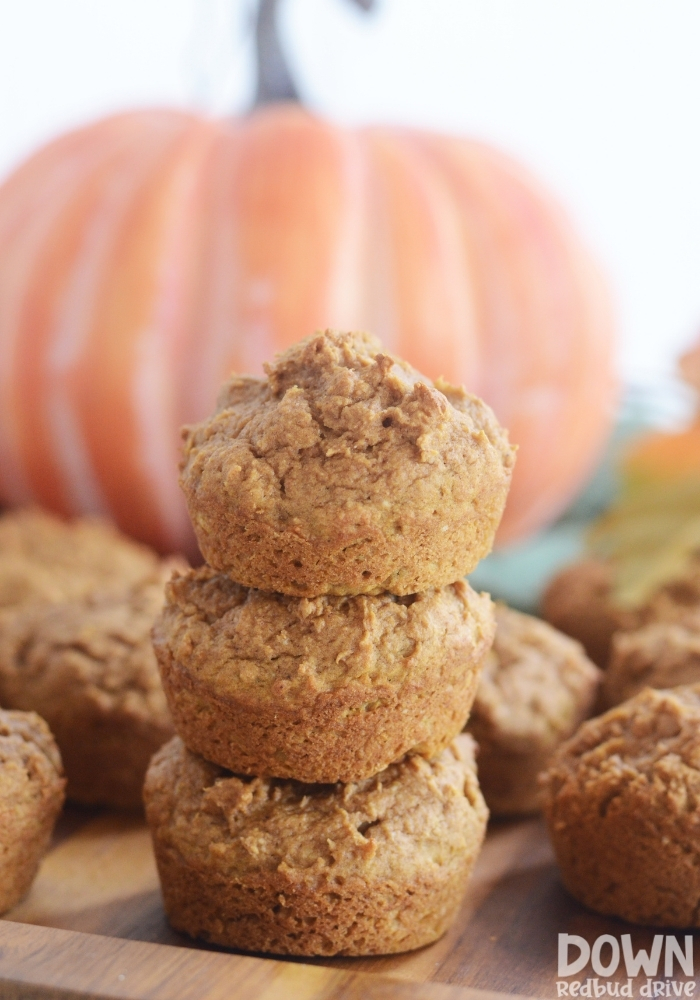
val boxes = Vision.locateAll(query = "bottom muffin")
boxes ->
[0,709,65,914]
[144,734,488,956]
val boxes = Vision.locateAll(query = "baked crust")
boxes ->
[0,709,65,914]
[154,566,494,783]
[467,605,599,816]
[0,567,176,808]
[542,685,700,926]
[180,330,514,597]
[144,734,488,956]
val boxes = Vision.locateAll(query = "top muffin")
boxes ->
[180,330,514,597]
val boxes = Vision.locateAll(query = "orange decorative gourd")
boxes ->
[0,6,616,557]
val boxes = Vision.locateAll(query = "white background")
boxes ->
[1,0,699,393]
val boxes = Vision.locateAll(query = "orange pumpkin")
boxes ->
[0,103,616,557]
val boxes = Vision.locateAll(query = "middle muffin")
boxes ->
[154,565,495,784]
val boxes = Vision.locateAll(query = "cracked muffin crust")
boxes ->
[0,507,161,613]
[144,733,488,955]
[0,566,176,808]
[154,565,494,783]
[542,685,700,926]
[466,605,600,816]
[0,709,65,914]
[180,330,515,597]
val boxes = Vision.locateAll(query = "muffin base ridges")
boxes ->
[159,655,483,784]
[154,854,471,956]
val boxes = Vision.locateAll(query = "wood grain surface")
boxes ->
[1,808,698,999]
[0,921,519,1000]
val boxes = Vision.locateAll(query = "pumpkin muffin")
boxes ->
[540,558,637,668]
[466,605,600,816]
[0,709,65,914]
[542,555,700,669]
[0,566,176,809]
[144,733,488,956]
[603,614,700,708]
[542,684,700,926]
[0,507,161,613]
[180,329,515,597]
[154,565,494,784]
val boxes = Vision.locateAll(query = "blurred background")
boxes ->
[2,0,700,392]
[2,0,699,607]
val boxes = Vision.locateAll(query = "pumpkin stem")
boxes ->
[253,0,299,106]
[252,0,377,108]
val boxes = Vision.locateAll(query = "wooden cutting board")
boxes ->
[0,806,697,999]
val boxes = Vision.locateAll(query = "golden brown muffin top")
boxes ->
[0,508,160,611]
[543,685,700,808]
[145,734,487,881]
[469,605,600,753]
[180,329,515,595]
[210,329,511,466]
[155,565,494,707]
[0,564,177,723]
[0,708,64,808]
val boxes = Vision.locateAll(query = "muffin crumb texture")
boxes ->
[144,734,488,955]
[0,709,65,914]
[543,684,700,926]
[0,507,161,612]
[154,565,495,783]
[180,329,514,597]
[0,565,176,808]
[467,605,599,816]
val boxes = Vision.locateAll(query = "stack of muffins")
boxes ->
[144,329,515,956]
